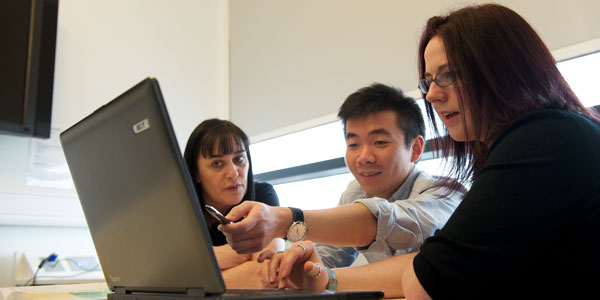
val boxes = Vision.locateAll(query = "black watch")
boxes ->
[286,207,307,242]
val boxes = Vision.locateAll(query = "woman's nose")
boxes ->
[225,163,239,178]
[425,81,445,103]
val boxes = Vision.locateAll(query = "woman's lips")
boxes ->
[440,111,459,125]
[225,184,243,191]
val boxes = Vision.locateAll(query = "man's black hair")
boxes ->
[338,83,425,147]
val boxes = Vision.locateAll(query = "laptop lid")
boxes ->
[61,77,383,300]
[61,77,224,296]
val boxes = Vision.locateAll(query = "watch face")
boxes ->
[287,222,307,242]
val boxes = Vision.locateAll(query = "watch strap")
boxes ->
[288,207,304,223]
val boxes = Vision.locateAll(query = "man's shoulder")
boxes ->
[412,170,436,190]
[345,179,363,191]
[339,180,366,205]
[412,169,463,198]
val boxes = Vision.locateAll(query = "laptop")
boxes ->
[60,77,384,300]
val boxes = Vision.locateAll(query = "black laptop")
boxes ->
[60,77,383,300]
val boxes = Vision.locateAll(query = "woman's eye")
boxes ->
[211,161,223,168]
[234,156,246,164]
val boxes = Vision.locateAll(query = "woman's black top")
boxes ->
[413,109,600,299]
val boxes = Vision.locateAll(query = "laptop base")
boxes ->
[108,288,383,300]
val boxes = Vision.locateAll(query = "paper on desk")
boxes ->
[0,282,109,300]
[10,291,108,300]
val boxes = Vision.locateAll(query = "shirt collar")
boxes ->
[364,165,421,200]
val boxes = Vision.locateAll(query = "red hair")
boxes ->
[418,3,599,187]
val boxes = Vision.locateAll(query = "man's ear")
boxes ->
[410,135,425,163]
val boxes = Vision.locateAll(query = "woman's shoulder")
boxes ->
[254,181,280,206]
[505,109,598,131]
[490,109,600,151]
[254,181,274,191]
[486,109,600,171]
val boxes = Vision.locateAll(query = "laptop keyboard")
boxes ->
[221,288,335,298]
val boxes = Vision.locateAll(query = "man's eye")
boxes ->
[347,143,358,148]
[374,141,389,146]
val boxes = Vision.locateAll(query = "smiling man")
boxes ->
[220,84,463,268]
[317,83,464,268]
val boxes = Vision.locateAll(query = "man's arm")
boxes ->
[220,202,377,254]
[356,185,461,252]
[304,203,377,246]
[221,178,461,254]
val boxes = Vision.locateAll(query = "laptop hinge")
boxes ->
[186,288,205,297]
[109,287,206,300]
[114,287,129,295]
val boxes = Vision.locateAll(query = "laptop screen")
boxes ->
[61,77,225,295]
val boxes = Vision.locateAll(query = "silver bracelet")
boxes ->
[325,267,338,291]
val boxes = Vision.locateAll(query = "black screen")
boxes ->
[0,0,58,138]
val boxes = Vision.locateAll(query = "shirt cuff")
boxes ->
[353,198,421,252]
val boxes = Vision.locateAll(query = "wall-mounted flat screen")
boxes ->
[0,0,59,138]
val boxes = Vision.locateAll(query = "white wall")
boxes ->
[0,0,227,287]
[229,0,600,139]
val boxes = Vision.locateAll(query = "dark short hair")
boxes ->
[183,119,255,204]
[338,83,425,147]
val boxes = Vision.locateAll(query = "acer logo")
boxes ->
[109,275,121,282]
[133,118,150,134]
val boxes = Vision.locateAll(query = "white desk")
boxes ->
[0,282,109,300]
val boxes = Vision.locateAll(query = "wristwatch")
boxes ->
[286,207,307,242]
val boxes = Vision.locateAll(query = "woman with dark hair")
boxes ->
[404,4,600,298]
[183,118,283,288]
[251,3,600,299]
[417,3,599,188]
